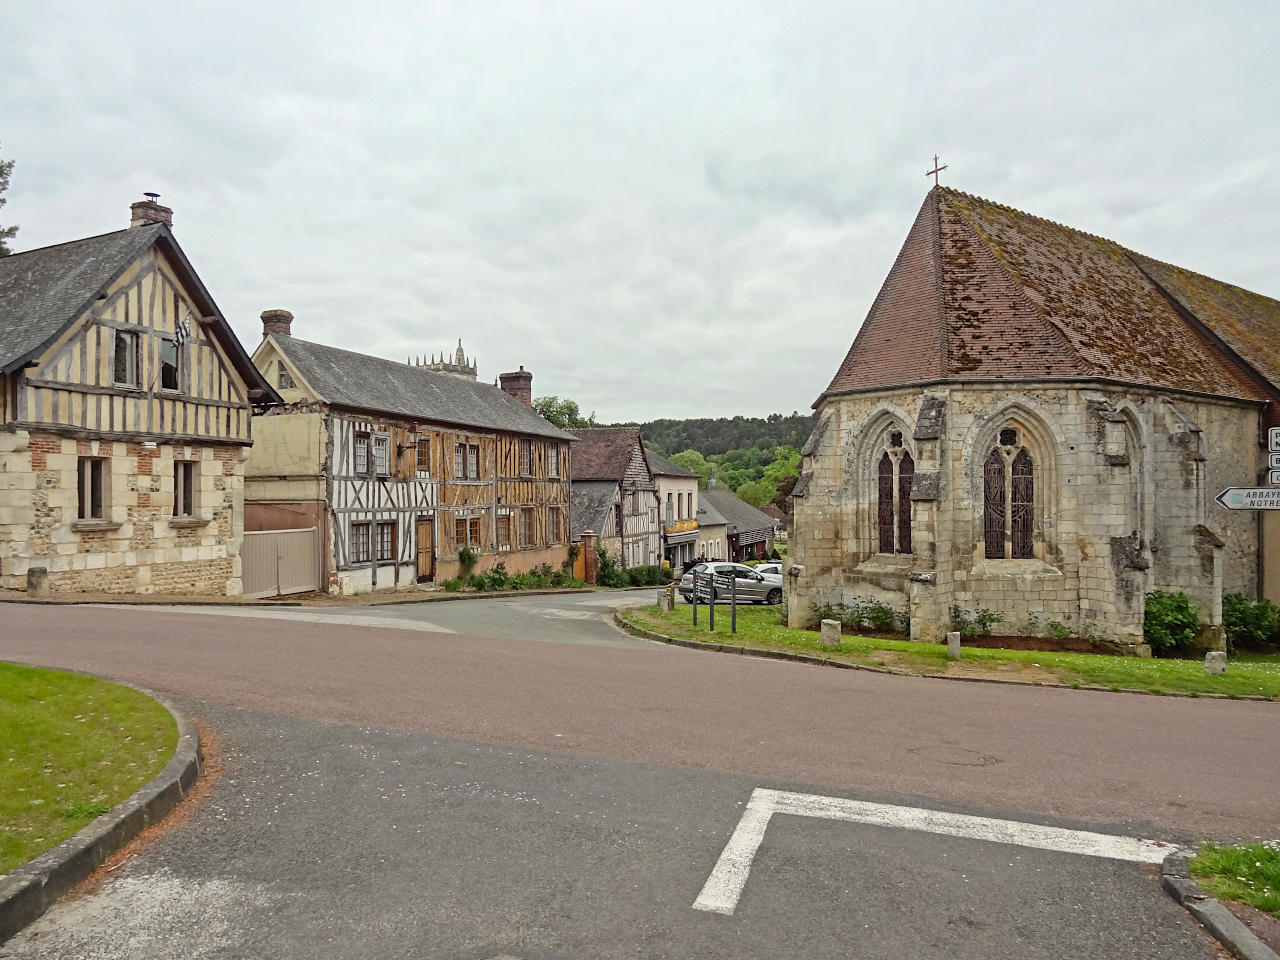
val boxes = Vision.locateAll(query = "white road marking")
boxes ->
[692,787,1175,916]
[88,604,457,634]
[525,607,600,620]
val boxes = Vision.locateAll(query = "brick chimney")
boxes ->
[261,309,294,337]
[129,193,173,229]
[499,366,533,407]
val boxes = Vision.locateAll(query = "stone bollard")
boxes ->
[26,567,49,598]
[946,631,961,660]
[657,589,672,614]
[1204,651,1227,675]
[820,618,841,649]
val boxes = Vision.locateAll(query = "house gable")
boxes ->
[14,244,260,444]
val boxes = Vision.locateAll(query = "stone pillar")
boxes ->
[946,631,961,660]
[1204,651,1226,675]
[582,531,598,585]
[26,566,49,598]
[657,589,672,614]
[819,618,841,648]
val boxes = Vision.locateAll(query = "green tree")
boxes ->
[532,395,597,430]
[0,145,17,256]
[735,479,773,507]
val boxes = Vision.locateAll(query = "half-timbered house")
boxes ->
[0,197,276,595]
[569,427,661,568]
[247,315,574,595]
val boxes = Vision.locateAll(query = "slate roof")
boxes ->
[695,496,728,528]
[570,480,618,541]
[570,427,645,480]
[822,187,1279,405]
[699,487,774,535]
[645,449,698,478]
[267,335,575,440]
[0,224,273,395]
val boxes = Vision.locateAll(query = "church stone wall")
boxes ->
[788,382,1261,652]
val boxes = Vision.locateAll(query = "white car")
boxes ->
[755,563,784,577]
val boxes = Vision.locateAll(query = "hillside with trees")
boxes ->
[622,412,815,458]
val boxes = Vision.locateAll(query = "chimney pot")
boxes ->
[499,367,534,408]
[129,194,173,229]
[261,309,294,338]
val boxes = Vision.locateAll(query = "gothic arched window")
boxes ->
[983,435,1036,560]
[875,440,913,555]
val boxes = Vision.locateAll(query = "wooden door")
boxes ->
[416,519,435,582]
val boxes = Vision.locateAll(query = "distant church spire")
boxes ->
[417,338,478,380]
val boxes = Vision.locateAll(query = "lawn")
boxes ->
[0,662,177,875]
[620,605,1280,699]
[1190,842,1280,917]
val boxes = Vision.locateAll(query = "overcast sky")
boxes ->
[3,1,1277,422]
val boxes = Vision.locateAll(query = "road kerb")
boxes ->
[0,689,202,944]
[1161,851,1280,960]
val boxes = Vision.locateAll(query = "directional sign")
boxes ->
[1217,488,1280,510]
[1271,426,1280,452]
[1271,452,1280,470]
[1272,471,1280,486]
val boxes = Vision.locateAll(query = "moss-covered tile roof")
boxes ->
[822,187,1278,405]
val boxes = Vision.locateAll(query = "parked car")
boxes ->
[755,563,784,577]
[678,562,783,605]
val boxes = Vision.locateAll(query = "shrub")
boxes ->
[549,569,572,587]
[1222,593,1280,651]
[810,601,839,628]
[595,547,628,588]
[1046,620,1072,642]
[838,599,866,631]
[864,601,897,632]
[769,547,781,561]
[1144,591,1200,653]
[457,545,479,579]
[563,542,580,573]
[441,577,464,591]
[625,565,668,587]
[951,605,1003,639]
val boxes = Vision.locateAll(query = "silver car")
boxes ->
[678,562,784,605]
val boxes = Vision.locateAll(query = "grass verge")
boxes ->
[0,662,177,874]
[620,605,1280,699]
[1190,842,1280,917]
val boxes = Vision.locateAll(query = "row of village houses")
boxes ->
[0,197,776,598]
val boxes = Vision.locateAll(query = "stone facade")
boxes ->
[0,429,247,595]
[788,382,1262,652]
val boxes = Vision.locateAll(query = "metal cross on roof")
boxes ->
[926,155,948,185]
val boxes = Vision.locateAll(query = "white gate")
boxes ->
[243,528,321,600]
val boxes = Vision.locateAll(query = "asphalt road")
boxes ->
[1,593,1273,958]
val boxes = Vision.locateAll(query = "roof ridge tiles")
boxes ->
[935,185,1118,246]
[2,223,162,261]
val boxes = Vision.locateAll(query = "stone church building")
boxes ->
[788,186,1279,653]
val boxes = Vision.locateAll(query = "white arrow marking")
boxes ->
[693,788,1174,916]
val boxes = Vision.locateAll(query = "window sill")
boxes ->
[72,520,123,532]
[169,516,211,529]
[970,559,1063,579]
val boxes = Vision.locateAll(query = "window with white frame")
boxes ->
[173,461,196,517]
[454,442,466,478]
[77,457,107,520]
[468,444,480,479]
[373,436,390,476]
[548,444,560,478]
[519,439,533,476]
[520,506,535,547]
[354,433,370,475]
[496,514,511,549]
